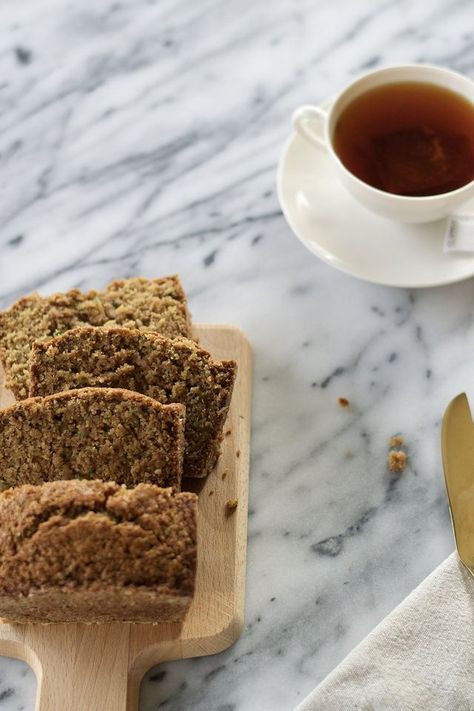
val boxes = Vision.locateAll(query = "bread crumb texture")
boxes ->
[388,450,407,473]
[0,276,192,399]
[0,388,185,490]
[29,326,236,477]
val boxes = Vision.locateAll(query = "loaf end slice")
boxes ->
[0,387,185,490]
[0,480,197,623]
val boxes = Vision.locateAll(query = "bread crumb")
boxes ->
[222,471,228,480]
[388,450,407,473]
[345,450,354,460]
[225,429,232,437]
[236,449,240,458]
[389,435,404,447]
[338,397,350,408]
[226,499,238,513]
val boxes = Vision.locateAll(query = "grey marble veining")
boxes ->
[0,0,474,709]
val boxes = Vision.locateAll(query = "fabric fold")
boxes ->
[296,553,474,711]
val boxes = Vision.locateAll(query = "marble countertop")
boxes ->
[1,0,473,708]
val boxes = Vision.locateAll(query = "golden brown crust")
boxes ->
[0,388,185,489]
[30,327,237,477]
[0,275,192,399]
[0,480,197,623]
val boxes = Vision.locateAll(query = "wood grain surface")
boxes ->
[0,324,252,711]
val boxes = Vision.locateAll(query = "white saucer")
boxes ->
[277,132,474,288]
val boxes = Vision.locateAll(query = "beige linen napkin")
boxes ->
[295,553,474,711]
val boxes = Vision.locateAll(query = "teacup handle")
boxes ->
[292,105,328,149]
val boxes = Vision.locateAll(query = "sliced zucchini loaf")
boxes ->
[0,275,191,399]
[29,326,236,477]
[0,388,185,490]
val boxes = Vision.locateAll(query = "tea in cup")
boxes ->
[292,64,474,223]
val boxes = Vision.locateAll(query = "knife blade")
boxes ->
[441,392,474,572]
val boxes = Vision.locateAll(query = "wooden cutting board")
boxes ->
[0,324,252,711]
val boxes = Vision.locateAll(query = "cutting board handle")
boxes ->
[0,623,139,711]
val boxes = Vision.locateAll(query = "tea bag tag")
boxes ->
[444,214,474,253]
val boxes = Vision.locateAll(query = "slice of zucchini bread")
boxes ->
[29,326,237,477]
[0,275,191,399]
[0,480,197,623]
[0,388,185,490]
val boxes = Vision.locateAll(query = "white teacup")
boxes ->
[292,64,474,223]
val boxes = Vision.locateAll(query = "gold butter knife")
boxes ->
[441,392,474,575]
